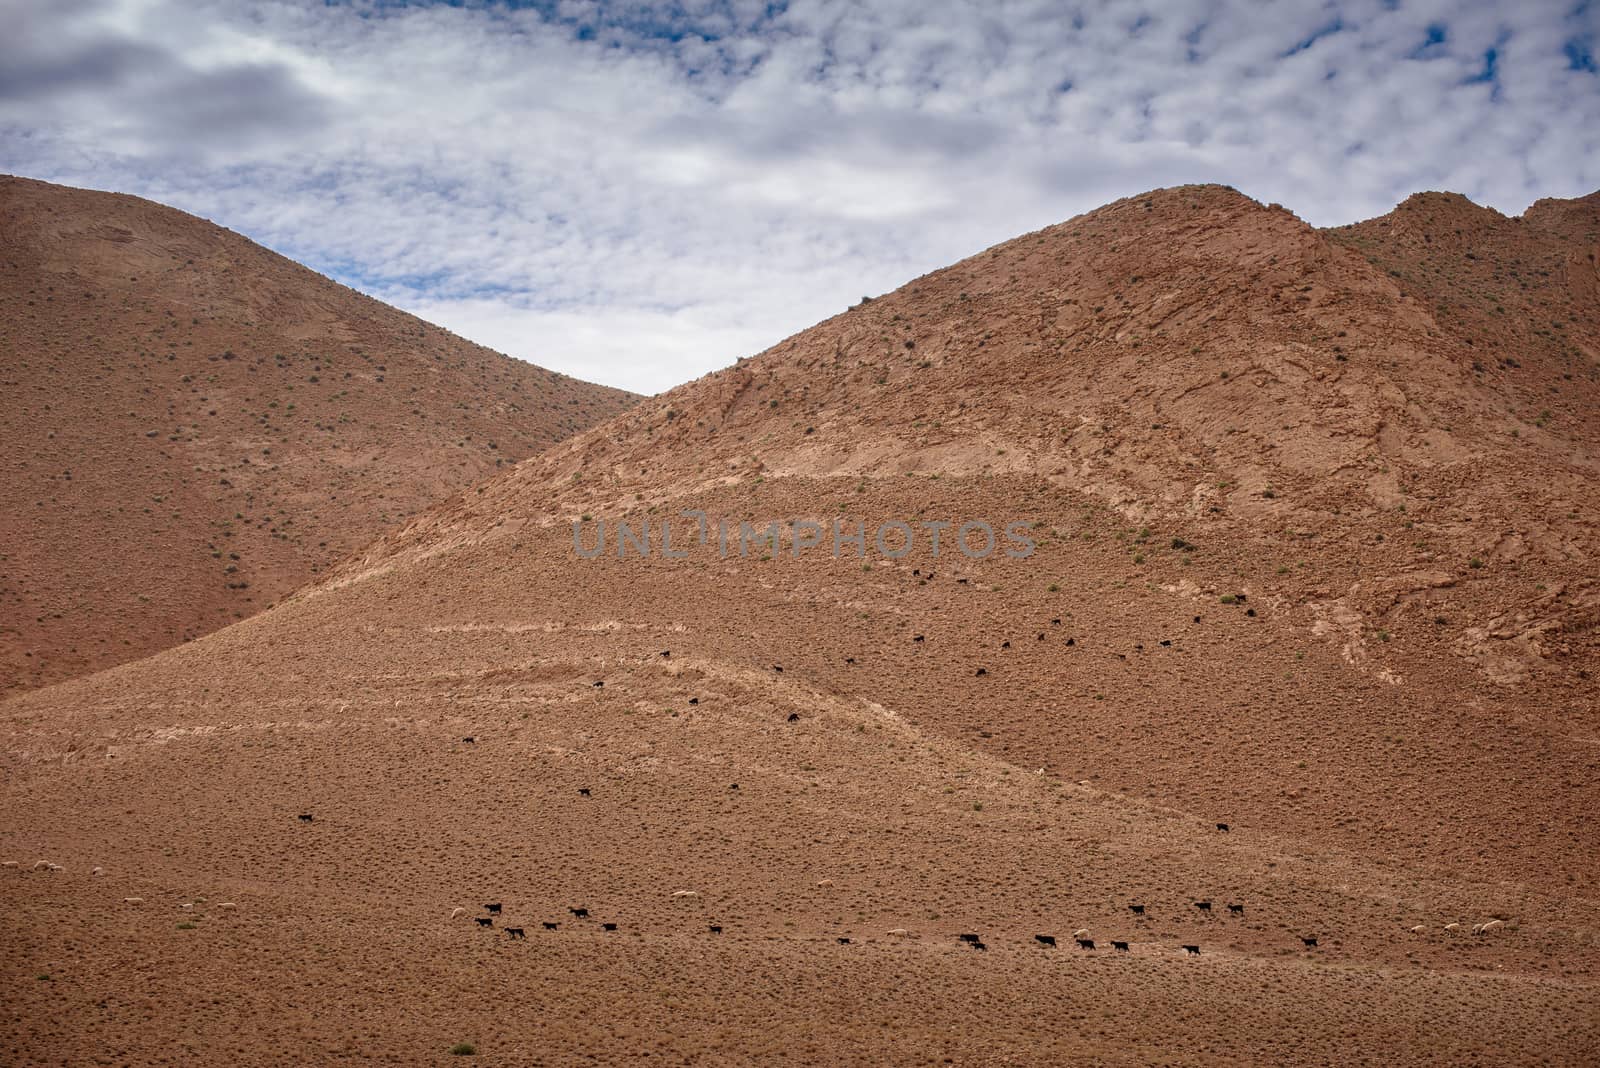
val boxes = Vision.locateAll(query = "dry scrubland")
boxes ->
[3,183,1599,1065]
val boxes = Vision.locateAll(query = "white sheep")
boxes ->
[217,902,237,910]
[1444,923,1461,931]
[815,879,834,888]
[179,903,193,910]
[1072,928,1090,939]
[886,928,911,938]
[450,907,466,919]
[1408,925,1426,933]
[123,897,144,904]
[1,861,18,870]
[91,866,103,876]
[32,861,51,872]
[1479,919,1504,934]
[672,889,699,898]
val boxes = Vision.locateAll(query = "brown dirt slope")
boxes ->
[0,175,637,695]
[3,184,1597,1065]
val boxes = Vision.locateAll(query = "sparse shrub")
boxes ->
[450,1042,477,1056]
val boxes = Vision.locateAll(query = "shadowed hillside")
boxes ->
[0,175,637,694]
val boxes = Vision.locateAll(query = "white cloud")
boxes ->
[2,0,1596,394]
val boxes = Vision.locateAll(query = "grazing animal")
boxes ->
[579,788,591,797]
[542,922,559,931]
[887,928,910,938]
[787,712,800,722]
[602,923,618,931]
[1001,640,1010,649]
[816,879,835,888]
[506,927,526,939]
[1409,925,1427,933]
[837,937,851,944]
[1246,609,1256,617]
[672,890,699,898]
[1193,615,1202,623]
[1065,638,1076,647]
[1034,934,1057,947]
[1444,923,1461,932]
[773,665,783,673]
[689,697,699,705]
[1037,633,1045,640]
[298,813,314,822]
[958,933,981,943]
[486,903,502,915]
[1129,904,1146,915]
[1216,823,1230,832]
[462,736,475,744]
[957,578,969,584]
[1160,640,1172,647]
[660,650,670,657]
[845,658,856,664]
[1195,902,1212,912]
[1227,904,1244,915]
[1301,937,1318,947]
[593,680,604,687]
[1076,938,1096,950]
[970,941,987,951]
[1112,940,1130,952]
[123,897,144,904]
[709,924,723,934]
[32,861,51,872]
[913,635,925,643]
[570,907,588,918]
[729,783,739,790]
[1072,929,1090,939]
[1182,945,1200,956]
[450,907,466,920]
[975,668,987,676]
[475,917,494,928]
[1051,618,1061,625]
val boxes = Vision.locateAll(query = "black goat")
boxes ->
[787,712,799,722]
[958,933,981,943]
[709,924,723,934]
[913,635,925,643]
[1076,938,1096,950]
[578,788,591,796]
[837,937,852,944]
[475,917,493,928]
[462,736,476,744]
[505,927,525,939]
[602,923,618,932]
[1196,901,1212,912]
[970,941,987,951]
[773,665,783,673]
[1301,936,1318,947]
[845,657,856,665]
[689,697,699,705]
[570,907,588,918]
[1128,904,1146,915]
[1227,904,1244,915]
[975,668,987,676]
[593,681,604,688]
[485,903,502,914]
[1034,934,1057,947]
[1112,940,1130,952]
[1065,637,1076,647]
[542,922,559,931]
[1051,618,1061,625]
[297,813,314,822]
[1216,823,1230,832]
[660,650,670,657]
[1182,944,1200,956]
[1000,640,1010,649]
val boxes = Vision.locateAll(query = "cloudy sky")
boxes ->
[2,0,1596,393]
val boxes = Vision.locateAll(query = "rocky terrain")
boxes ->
[2,183,1596,1065]
[0,175,637,695]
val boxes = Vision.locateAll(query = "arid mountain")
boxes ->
[0,175,637,695]
[3,185,1597,1065]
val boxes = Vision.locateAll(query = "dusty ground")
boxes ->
[2,183,1597,1065]
[0,175,636,696]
